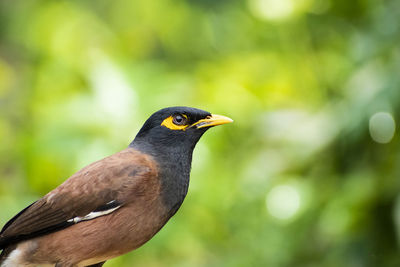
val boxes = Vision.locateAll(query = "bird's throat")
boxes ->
[130,141,193,213]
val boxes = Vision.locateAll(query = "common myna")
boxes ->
[0,106,232,267]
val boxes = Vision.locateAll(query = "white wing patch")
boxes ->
[67,201,121,224]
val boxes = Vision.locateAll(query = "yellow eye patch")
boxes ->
[161,115,188,130]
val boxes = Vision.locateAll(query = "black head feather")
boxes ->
[131,106,212,152]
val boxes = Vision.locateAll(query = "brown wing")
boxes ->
[0,148,158,249]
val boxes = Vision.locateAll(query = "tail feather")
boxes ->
[0,236,8,265]
[0,251,4,265]
[0,247,7,265]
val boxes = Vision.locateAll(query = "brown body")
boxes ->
[1,148,170,266]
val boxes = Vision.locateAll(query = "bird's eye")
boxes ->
[173,114,187,125]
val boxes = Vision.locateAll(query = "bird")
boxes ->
[0,106,233,267]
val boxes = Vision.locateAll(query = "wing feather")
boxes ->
[0,148,157,249]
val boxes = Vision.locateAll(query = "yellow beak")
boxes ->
[192,114,233,129]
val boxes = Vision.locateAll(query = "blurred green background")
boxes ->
[1,0,400,266]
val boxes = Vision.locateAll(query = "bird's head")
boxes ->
[131,106,233,154]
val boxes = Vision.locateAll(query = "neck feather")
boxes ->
[130,139,193,212]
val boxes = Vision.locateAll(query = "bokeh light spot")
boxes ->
[248,0,311,21]
[249,0,294,20]
[266,185,301,220]
[369,112,396,144]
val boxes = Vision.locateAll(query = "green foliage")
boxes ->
[1,0,400,266]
